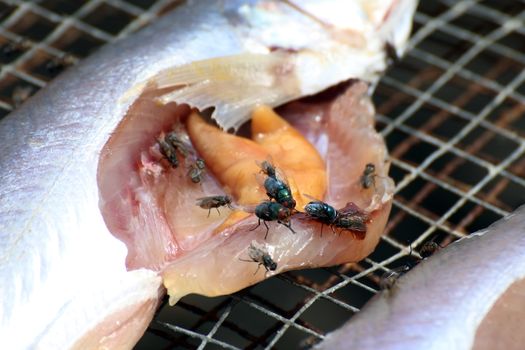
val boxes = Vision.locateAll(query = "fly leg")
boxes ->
[239,256,260,275]
[263,221,270,239]
[250,219,261,232]
[279,220,296,234]
[215,207,221,216]
[249,219,270,239]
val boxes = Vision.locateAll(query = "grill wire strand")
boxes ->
[0,1,524,349]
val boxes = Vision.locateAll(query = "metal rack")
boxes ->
[1,1,523,349]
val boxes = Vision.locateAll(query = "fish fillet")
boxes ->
[0,0,417,348]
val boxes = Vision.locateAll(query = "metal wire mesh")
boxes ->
[1,0,524,349]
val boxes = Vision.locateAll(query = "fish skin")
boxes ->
[315,205,525,350]
[0,0,416,348]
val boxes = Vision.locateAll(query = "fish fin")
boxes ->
[147,53,301,131]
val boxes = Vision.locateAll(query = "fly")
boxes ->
[334,202,368,239]
[304,200,338,236]
[158,138,179,167]
[379,264,411,290]
[380,240,444,290]
[196,195,233,217]
[419,241,442,259]
[360,163,376,189]
[258,159,276,178]
[158,131,191,167]
[302,199,368,238]
[251,201,295,239]
[165,131,189,157]
[258,159,296,209]
[239,243,277,275]
[264,176,296,209]
[188,158,205,183]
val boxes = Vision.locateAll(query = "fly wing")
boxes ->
[255,155,276,176]
[254,156,290,187]
[338,202,366,217]
[195,197,212,207]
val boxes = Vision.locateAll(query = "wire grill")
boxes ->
[1,1,524,349]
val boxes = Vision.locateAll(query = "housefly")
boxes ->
[158,131,190,167]
[379,264,412,290]
[188,158,205,183]
[360,163,376,189]
[419,241,442,259]
[334,202,369,239]
[251,201,295,239]
[196,195,233,217]
[158,138,179,167]
[380,240,444,290]
[239,243,277,275]
[258,159,276,178]
[165,131,189,157]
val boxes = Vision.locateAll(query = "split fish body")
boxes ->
[0,1,416,348]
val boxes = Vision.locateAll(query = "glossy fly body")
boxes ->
[257,160,296,209]
[264,176,296,209]
[239,243,277,275]
[257,159,296,209]
[252,201,295,239]
[304,201,338,224]
[304,200,338,236]
[195,195,233,217]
